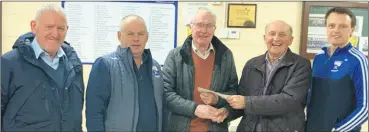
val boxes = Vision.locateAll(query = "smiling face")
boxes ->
[117,18,148,57]
[30,10,68,55]
[264,21,294,57]
[190,11,216,49]
[326,12,354,48]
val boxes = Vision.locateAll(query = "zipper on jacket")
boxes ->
[43,85,50,116]
[131,67,138,131]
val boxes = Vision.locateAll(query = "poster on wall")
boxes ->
[63,1,178,65]
[358,37,368,56]
[300,2,368,59]
[307,14,367,54]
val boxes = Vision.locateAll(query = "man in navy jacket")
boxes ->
[1,5,84,131]
[85,15,167,132]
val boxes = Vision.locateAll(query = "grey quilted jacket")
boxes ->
[162,35,238,132]
[229,49,312,132]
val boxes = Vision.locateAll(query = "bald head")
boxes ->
[119,15,147,32]
[117,14,148,57]
[265,20,293,36]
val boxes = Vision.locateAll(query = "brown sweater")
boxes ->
[189,50,215,132]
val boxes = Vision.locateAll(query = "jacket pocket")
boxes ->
[8,81,52,129]
[269,116,288,131]
[168,113,189,131]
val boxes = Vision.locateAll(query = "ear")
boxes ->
[188,24,193,30]
[289,36,294,46]
[349,26,355,37]
[146,32,149,40]
[30,20,37,34]
[117,31,121,41]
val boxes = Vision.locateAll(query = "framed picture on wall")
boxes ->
[300,2,368,59]
[227,3,257,28]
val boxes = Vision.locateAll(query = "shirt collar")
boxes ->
[191,40,214,53]
[31,39,66,59]
[265,50,287,64]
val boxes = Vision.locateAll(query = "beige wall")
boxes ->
[2,2,367,131]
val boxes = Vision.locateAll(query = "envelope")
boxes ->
[197,87,231,99]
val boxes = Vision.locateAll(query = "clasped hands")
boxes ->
[195,93,228,123]
[195,92,246,123]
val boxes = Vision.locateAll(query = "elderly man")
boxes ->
[1,5,84,131]
[85,15,167,132]
[226,20,311,132]
[163,8,238,132]
[306,7,368,132]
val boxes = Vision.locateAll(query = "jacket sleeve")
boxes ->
[335,55,368,131]
[244,58,312,116]
[85,57,111,131]
[162,50,198,118]
[162,91,169,132]
[1,55,13,123]
[214,51,238,108]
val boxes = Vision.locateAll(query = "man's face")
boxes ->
[31,10,68,54]
[264,22,293,57]
[118,19,148,57]
[190,11,216,47]
[326,12,354,47]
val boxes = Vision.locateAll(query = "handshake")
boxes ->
[194,87,246,123]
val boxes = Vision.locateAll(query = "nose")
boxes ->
[132,34,139,42]
[273,35,281,41]
[51,27,59,38]
[332,26,341,33]
[200,26,207,32]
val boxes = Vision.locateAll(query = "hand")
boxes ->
[212,107,228,123]
[194,105,219,120]
[200,92,219,105]
[226,95,246,109]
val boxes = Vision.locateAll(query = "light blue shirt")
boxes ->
[31,39,66,70]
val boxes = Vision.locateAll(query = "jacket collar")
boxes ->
[322,43,352,56]
[180,35,229,66]
[31,38,66,60]
[13,32,82,70]
[115,45,152,65]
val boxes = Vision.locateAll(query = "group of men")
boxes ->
[1,4,367,132]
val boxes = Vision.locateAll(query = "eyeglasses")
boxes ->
[191,22,216,30]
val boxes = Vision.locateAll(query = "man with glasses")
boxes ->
[162,8,238,132]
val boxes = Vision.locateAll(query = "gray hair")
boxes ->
[191,7,217,24]
[34,4,66,22]
[265,20,293,35]
[119,14,147,32]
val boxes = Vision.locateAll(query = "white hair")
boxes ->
[34,4,66,22]
[119,14,147,32]
[191,7,217,24]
